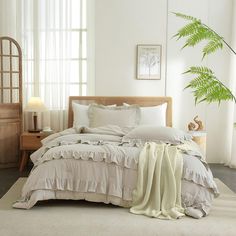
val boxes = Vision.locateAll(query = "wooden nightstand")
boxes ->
[189,131,207,159]
[19,132,49,171]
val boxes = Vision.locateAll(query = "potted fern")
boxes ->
[173,13,236,104]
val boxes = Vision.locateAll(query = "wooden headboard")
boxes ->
[68,96,172,128]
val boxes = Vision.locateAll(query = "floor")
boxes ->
[209,163,236,192]
[0,164,236,198]
[0,167,29,198]
[1,179,235,236]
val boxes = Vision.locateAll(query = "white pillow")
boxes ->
[122,125,192,145]
[123,103,167,126]
[72,103,116,127]
[88,104,141,128]
[72,103,90,127]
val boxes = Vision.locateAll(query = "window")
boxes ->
[20,0,88,110]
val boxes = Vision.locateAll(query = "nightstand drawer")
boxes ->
[19,131,52,171]
[20,133,45,150]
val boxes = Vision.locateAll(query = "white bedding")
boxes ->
[13,126,219,219]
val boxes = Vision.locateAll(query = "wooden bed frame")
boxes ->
[68,96,172,128]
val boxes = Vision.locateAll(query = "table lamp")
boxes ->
[25,97,47,133]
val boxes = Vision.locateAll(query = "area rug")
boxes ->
[0,178,236,236]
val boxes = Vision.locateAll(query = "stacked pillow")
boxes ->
[72,102,167,128]
[72,103,116,127]
[123,103,167,126]
[122,125,192,145]
[72,102,191,145]
[88,104,140,128]
[72,103,90,127]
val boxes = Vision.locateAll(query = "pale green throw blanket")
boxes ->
[130,142,185,219]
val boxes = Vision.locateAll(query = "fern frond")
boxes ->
[184,66,236,104]
[172,12,198,21]
[202,39,223,58]
[175,22,201,39]
[183,66,213,75]
[173,13,224,58]
[185,28,215,47]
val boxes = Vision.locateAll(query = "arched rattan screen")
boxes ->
[0,36,22,168]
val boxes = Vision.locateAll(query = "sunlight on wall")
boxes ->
[166,59,186,128]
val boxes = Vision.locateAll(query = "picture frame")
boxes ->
[136,44,161,80]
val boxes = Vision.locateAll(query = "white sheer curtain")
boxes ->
[226,1,236,168]
[20,0,88,131]
[0,1,19,40]
[0,0,89,131]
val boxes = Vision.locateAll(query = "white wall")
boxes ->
[205,0,234,163]
[167,0,233,163]
[228,0,236,167]
[94,0,234,163]
[166,0,209,130]
[0,0,18,38]
[95,0,167,96]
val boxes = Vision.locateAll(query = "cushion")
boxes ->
[72,103,116,127]
[72,103,90,127]
[123,103,167,126]
[122,125,192,145]
[88,104,141,128]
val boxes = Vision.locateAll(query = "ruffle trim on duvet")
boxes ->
[35,149,138,170]
[21,178,134,203]
[181,192,211,216]
[182,168,219,197]
[13,190,133,210]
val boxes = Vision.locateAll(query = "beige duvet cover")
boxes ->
[13,126,219,219]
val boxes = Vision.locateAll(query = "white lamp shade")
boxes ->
[25,97,47,112]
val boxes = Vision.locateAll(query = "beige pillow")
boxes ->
[72,103,116,127]
[88,104,141,128]
[122,125,192,145]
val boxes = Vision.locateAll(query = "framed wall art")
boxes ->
[136,44,161,80]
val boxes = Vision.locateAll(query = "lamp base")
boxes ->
[28,129,42,133]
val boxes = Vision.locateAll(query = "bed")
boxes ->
[13,96,219,219]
